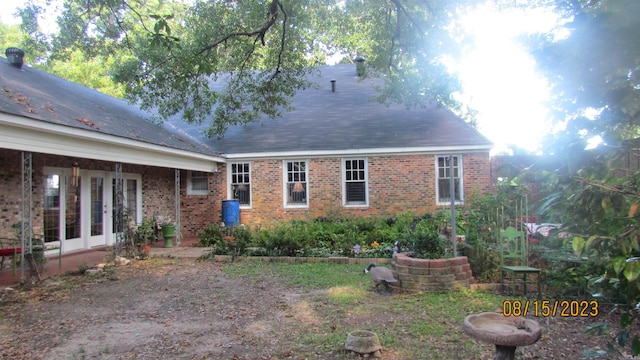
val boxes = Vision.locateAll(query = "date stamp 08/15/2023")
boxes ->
[502,299,599,318]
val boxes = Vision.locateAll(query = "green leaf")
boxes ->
[618,330,630,347]
[632,336,640,355]
[585,235,598,252]
[572,236,585,258]
[585,322,608,335]
[613,257,627,275]
[623,260,640,282]
[620,313,633,328]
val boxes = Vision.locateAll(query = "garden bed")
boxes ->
[213,254,391,265]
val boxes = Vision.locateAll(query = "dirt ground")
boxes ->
[0,257,634,360]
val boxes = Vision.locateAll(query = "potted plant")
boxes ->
[131,218,158,258]
[157,216,176,248]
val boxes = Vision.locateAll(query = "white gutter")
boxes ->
[224,145,493,160]
[0,113,224,172]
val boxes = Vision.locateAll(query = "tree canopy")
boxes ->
[524,1,640,352]
[531,0,640,251]
[12,0,479,136]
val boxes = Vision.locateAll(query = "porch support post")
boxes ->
[20,152,32,282]
[175,169,181,245]
[114,162,124,256]
[449,155,457,257]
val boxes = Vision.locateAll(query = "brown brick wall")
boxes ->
[462,152,495,202]
[0,150,492,240]
[0,150,41,238]
[236,152,493,227]
[180,169,224,239]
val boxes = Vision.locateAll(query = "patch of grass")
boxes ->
[327,285,367,303]
[270,262,367,289]
[77,263,89,273]
[222,261,506,359]
[408,320,447,337]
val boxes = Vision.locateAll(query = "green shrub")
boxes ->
[403,231,447,259]
[396,214,448,259]
[253,221,311,256]
[459,242,500,282]
[198,224,251,256]
[131,217,158,246]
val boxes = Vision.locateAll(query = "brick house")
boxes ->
[0,53,493,254]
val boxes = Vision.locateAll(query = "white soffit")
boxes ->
[0,115,223,172]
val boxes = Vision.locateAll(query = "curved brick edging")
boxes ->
[213,255,391,265]
[391,253,472,293]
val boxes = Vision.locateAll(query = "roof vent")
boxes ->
[5,47,25,69]
[355,56,366,77]
[331,79,336,93]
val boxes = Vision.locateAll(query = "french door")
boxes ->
[43,167,141,253]
[87,172,109,248]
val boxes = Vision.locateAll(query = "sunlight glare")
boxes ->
[453,5,561,154]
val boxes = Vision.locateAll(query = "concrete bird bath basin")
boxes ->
[344,330,382,357]
[463,312,541,360]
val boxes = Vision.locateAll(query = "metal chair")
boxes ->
[0,236,61,276]
[500,226,541,297]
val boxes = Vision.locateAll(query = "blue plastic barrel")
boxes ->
[222,199,240,227]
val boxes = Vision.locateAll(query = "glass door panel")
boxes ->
[91,177,104,236]
[43,174,60,242]
[112,178,139,231]
[65,176,81,240]
[88,175,108,248]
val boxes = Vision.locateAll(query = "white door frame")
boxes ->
[43,167,142,253]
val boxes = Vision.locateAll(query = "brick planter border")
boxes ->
[213,255,391,265]
[391,253,472,293]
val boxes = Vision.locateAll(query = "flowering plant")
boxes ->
[352,241,394,258]
[156,215,175,228]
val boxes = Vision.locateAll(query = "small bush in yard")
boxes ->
[252,221,312,256]
[198,224,251,256]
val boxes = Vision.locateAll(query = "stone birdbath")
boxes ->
[463,312,541,360]
[344,330,382,357]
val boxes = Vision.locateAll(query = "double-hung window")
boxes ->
[343,158,368,206]
[437,155,463,204]
[230,163,251,206]
[285,160,307,206]
[187,171,209,195]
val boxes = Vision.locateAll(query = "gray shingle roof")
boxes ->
[167,64,492,156]
[1,58,491,159]
[0,58,216,156]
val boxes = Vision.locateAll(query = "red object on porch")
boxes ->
[0,248,22,256]
[0,242,23,275]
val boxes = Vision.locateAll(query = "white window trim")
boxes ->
[342,158,369,207]
[283,159,309,208]
[228,162,252,208]
[435,155,464,206]
[187,171,209,196]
